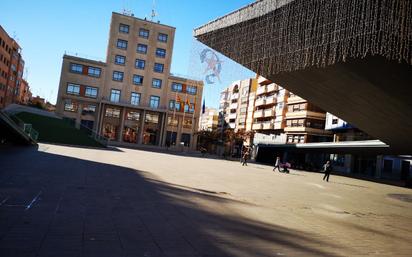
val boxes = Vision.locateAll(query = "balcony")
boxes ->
[267,83,278,93]
[256,86,267,95]
[255,98,266,106]
[285,110,326,119]
[257,76,270,85]
[254,109,264,118]
[252,123,263,130]
[230,93,239,100]
[287,95,306,104]
[228,113,237,119]
[265,97,276,105]
[262,122,274,130]
[230,102,238,109]
[263,108,274,117]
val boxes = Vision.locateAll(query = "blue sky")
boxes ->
[0,0,255,107]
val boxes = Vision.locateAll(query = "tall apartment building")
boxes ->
[218,78,256,130]
[248,76,332,144]
[0,25,28,109]
[56,12,203,149]
[220,76,332,144]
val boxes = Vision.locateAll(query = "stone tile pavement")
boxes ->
[0,143,411,257]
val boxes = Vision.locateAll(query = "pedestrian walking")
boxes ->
[242,150,249,166]
[322,160,332,182]
[273,156,281,172]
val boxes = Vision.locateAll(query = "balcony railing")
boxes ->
[230,93,239,100]
[256,86,267,95]
[262,122,274,130]
[252,123,263,130]
[254,109,264,118]
[255,98,266,106]
[267,83,278,92]
[230,103,238,109]
[228,113,237,119]
[263,108,274,117]
[265,97,276,105]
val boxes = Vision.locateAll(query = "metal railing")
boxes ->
[78,123,109,146]
[10,115,39,141]
[61,116,109,146]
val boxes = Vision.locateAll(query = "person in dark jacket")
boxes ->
[242,150,249,166]
[322,160,332,182]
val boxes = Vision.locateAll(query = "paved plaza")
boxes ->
[0,144,411,257]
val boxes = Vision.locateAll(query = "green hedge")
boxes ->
[15,112,103,148]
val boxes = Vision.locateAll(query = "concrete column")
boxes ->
[97,103,105,136]
[117,107,125,142]
[375,155,383,179]
[94,102,102,133]
[138,110,146,144]
[176,116,182,145]
[158,113,165,146]
[75,103,82,129]
[159,113,168,147]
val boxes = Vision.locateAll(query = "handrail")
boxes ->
[61,115,109,146]
[10,114,39,141]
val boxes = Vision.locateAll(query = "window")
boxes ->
[119,23,129,34]
[183,119,192,129]
[70,63,83,73]
[115,55,126,65]
[85,86,98,98]
[82,104,96,115]
[139,28,149,38]
[167,116,178,127]
[117,39,128,49]
[171,82,182,92]
[64,100,77,112]
[137,44,147,54]
[152,79,162,88]
[153,63,164,73]
[130,92,140,106]
[135,59,145,69]
[105,107,120,118]
[133,75,143,85]
[110,89,121,103]
[149,96,160,109]
[155,48,166,58]
[169,100,180,111]
[126,111,140,121]
[88,67,101,77]
[112,71,124,82]
[332,118,338,125]
[66,83,80,95]
[184,103,194,113]
[158,33,168,42]
[186,85,197,95]
[145,113,159,124]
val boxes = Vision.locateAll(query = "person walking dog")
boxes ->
[322,160,332,182]
[273,156,281,172]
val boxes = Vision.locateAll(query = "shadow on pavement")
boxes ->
[0,146,348,257]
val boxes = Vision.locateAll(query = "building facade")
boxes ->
[325,113,411,182]
[56,12,203,149]
[223,76,332,145]
[218,78,256,131]
[0,25,28,109]
[198,107,218,131]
